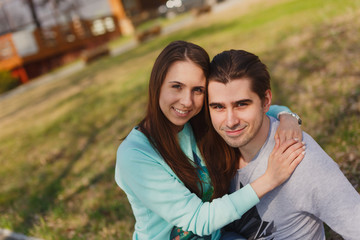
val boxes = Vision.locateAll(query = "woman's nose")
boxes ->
[179,91,192,107]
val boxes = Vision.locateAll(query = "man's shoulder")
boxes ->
[301,131,330,159]
[270,117,325,154]
[269,119,338,171]
[269,116,279,138]
[289,131,340,180]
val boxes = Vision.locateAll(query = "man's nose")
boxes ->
[226,109,240,129]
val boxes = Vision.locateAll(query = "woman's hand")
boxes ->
[251,138,305,198]
[275,113,302,144]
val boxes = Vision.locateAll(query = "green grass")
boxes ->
[0,0,359,239]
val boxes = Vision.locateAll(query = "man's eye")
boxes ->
[211,105,224,110]
[237,103,248,107]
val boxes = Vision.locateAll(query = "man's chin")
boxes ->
[223,133,252,148]
[224,139,243,148]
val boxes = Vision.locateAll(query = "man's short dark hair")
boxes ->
[209,50,270,101]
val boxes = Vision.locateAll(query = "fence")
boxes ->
[0,15,121,82]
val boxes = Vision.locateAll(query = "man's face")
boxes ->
[208,78,270,149]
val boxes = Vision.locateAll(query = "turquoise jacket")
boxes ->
[115,105,291,240]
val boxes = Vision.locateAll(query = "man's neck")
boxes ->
[238,115,270,168]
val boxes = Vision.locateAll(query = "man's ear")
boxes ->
[263,89,272,112]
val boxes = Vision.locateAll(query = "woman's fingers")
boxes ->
[274,138,300,156]
[274,135,280,150]
[282,141,306,160]
[289,149,306,171]
[265,139,306,190]
[270,139,306,171]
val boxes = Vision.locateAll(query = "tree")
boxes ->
[25,0,70,29]
[26,0,41,28]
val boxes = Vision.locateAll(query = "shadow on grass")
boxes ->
[10,79,145,235]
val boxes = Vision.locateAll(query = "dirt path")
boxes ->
[0,229,42,240]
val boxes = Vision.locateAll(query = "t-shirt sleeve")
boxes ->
[115,147,259,236]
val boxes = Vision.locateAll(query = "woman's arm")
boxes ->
[116,147,259,236]
[267,105,303,144]
[116,140,305,236]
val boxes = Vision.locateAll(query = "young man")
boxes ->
[207,49,360,239]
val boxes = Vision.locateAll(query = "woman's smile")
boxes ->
[173,107,191,116]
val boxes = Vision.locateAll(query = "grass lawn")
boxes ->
[0,0,359,239]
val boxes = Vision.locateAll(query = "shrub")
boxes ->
[0,71,21,94]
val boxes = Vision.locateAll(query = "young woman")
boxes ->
[115,41,304,240]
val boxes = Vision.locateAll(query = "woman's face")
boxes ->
[159,60,206,127]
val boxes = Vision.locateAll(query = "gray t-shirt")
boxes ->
[227,116,360,240]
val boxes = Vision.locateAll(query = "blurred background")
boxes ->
[0,0,214,87]
[0,0,359,239]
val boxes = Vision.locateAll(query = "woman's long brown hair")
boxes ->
[138,41,236,199]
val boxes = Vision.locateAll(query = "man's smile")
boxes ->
[224,125,247,137]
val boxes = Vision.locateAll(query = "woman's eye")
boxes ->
[172,85,181,89]
[193,87,204,94]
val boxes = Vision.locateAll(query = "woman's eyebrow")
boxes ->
[168,81,183,84]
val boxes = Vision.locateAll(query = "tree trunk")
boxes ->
[27,0,41,28]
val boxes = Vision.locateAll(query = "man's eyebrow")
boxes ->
[209,102,223,107]
[209,99,253,107]
[234,99,252,105]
